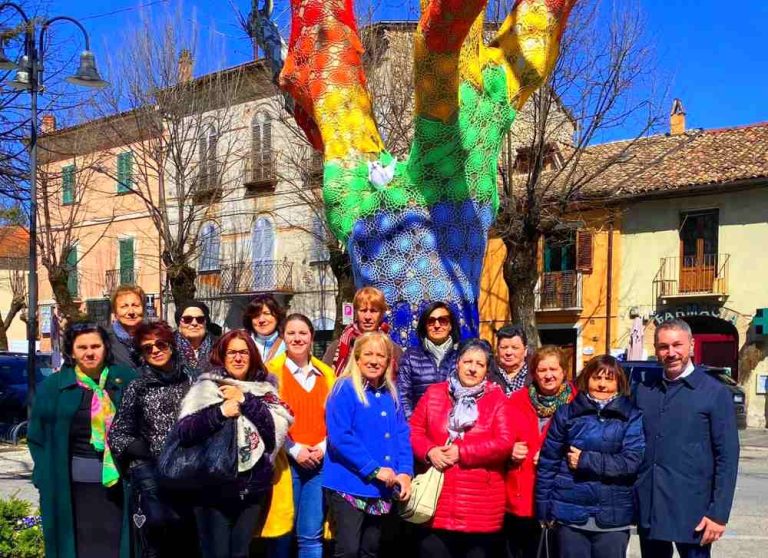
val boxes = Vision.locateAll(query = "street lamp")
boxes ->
[0,3,108,417]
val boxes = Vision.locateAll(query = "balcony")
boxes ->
[653,254,730,303]
[195,260,293,299]
[303,150,323,185]
[192,165,221,204]
[535,271,583,312]
[105,268,135,294]
[243,153,277,194]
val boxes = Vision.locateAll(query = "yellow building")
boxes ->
[0,226,29,351]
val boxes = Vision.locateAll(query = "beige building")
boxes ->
[0,226,29,351]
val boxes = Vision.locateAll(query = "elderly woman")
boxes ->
[397,302,460,418]
[324,331,413,558]
[536,355,644,558]
[322,287,402,376]
[174,300,220,379]
[106,285,146,369]
[28,322,138,558]
[504,346,576,558]
[108,321,198,557]
[263,314,336,558]
[243,294,287,362]
[177,330,293,558]
[410,339,514,558]
[489,324,530,396]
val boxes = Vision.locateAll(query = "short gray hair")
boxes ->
[654,319,692,345]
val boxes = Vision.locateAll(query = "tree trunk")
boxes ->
[166,261,197,306]
[501,236,541,347]
[0,294,26,351]
[48,267,85,322]
[328,247,355,337]
[0,322,7,351]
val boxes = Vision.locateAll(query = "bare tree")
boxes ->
[0,263,26,350]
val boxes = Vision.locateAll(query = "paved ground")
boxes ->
[2,430,767,556]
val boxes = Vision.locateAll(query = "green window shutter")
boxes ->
[117,152,132,193]
[62,165,75,204]
[119,238,134,284]
[66,246,78,297]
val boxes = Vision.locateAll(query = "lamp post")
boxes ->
[0,3,108,417]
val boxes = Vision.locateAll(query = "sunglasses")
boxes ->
[140,340,171,355]
[427,316,451,327]
[180,315,206,325]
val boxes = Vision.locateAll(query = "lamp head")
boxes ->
[65,50,108,89]
[7,55,31,91]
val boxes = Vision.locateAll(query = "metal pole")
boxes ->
[26,24,38,418]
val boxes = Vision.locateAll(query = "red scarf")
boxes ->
[332,322,390,376]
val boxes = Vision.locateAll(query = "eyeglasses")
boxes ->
[225,349,250,359]
[427,316,451,327]
[140,340,171,355]
[180,315,206,325]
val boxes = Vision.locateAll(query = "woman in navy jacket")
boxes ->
[536,355,645,558]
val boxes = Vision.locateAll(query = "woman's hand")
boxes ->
[220,399,241,418]
[443,445,460,464]
[376,466,397,487]
[567,446,582,470]
[308,445,325,462]
[511,441,529,462]
[296,447,321,470]
[395,473,412,501]
[219,385,245,403]
[427,446,456,471]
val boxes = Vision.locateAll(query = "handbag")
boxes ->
[397,465,445,524]
[157,416,238,487]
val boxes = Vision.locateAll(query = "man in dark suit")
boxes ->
[634,319,739,558]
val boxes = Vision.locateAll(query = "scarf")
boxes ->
[497,362,529,395]
[254,331,283,363]
[332,322,391,376]
[446,374,486,441]
[111,320,140,365]
[74,366,119,487]
[423,338,453,368]
[528,382,574,418]
[174,331,213,376]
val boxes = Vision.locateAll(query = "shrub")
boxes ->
[0,496,44,558]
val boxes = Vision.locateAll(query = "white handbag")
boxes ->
[398,465,445,524]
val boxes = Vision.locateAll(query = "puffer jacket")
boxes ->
[505,384,577,517]
[410,381,514,533]
[397,344,458,418]
[535,393,645,528]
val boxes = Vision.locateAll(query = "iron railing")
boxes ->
[535,271,583,311]
[196,260,293,299]
[653,254,729,299]
[105,268,135,294]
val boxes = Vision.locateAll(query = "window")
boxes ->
[116,152,133,193]
[62,165,75,204]
[249,113,273,182]
[513,144,560,175]
[310,215,330,263]
[252,217,275,289]
[199,222,221,272]
[680,209,719,262]
[86,299,112,328]
[543,230,593,273]
[119,238,134,284]
[198,125,219,189]
[65,246,78,297]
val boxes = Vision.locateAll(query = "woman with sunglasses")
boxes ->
[108,321,199,557]
[397,302,460,418]
[28,322,138,558]
[174,300,221,380]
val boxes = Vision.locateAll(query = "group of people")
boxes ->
[29,285,740,558]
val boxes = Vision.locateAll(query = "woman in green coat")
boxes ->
[28,322,138,558]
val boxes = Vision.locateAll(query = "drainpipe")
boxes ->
[605,216,614,354]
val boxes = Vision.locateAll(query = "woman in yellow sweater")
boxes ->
[265,313,335,558]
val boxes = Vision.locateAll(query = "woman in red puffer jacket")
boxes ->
[410,339,514,558]
[504,345,576,558]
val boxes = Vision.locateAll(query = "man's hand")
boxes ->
[567,446,582,470]
[511,441,529,462]
[695,516,726,545]
[295,447,320,470]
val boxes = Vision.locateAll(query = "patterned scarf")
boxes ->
[528,382,573,418]
[423,338,453,368]
[74,366,119,487]
[497,362,529,395]
[447,374,486,441]
[174,331,213,377]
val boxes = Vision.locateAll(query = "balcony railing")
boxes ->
[653,254,729,301]
[535,271,583,311]
[243,153,277,192]
[196,260,293,299]
[105,268,135,294]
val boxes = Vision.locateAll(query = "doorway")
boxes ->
[682,315,738,380]
[679,209,718,293]
[538,327,578,379]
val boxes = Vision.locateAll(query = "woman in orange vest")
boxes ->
[265,313,335,558]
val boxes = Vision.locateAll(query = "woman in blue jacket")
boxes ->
[535,355,645,558]
[323,331,414,558]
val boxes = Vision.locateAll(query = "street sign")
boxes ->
[342,302,354,325]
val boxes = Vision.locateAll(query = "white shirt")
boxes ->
[663,359,695,382]
[283,357,327,459]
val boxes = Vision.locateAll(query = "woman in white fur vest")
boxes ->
[176,329,293,558]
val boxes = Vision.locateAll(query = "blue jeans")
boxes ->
[272,463,325,558]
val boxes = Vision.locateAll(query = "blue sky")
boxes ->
[34,0,768,136]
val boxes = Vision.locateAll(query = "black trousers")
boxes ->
[71,481,123,558]
[418,528,501,558]
[556,525,629,558]
[639,535,712,558]
[327,490,386,558]
[137,492,200,558]
[504,514,544,558]
[194,492,268,558]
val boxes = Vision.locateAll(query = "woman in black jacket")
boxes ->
[173,300,220,380]
[108,321,198,557]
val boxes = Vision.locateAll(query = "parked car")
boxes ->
[622,360,748,430]
[0,352,54,422]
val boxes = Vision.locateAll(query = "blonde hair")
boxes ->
[110,284,146,313]
[353,286,388,313]
[338,331,398,407]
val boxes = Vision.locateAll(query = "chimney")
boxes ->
[178,49,193,83]
[41,114,56,134]
[670,98,686,136]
